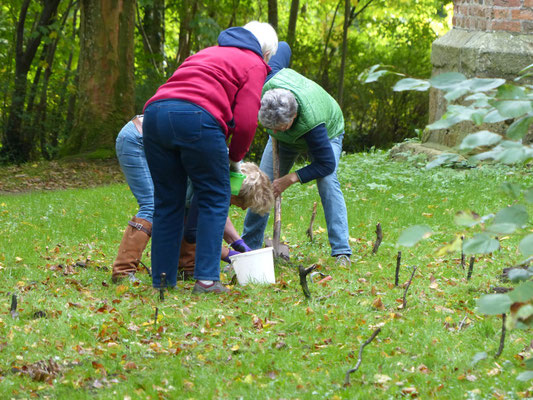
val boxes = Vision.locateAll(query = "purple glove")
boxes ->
[223,249,240,263]
[231,239,252,253]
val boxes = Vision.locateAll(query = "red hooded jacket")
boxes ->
[144,27,271,162]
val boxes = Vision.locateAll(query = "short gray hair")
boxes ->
[243,21,278,62]
[236,162,274,216]
[258,89,298,129]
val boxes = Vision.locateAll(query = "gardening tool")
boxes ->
[270,138,290,260]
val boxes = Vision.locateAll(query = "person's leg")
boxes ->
[315,133,351,257]
[112,122,153,282]
[143,101,188,288]
[116,121,154,223]
[176,105,230,282]
[242,137,299,249]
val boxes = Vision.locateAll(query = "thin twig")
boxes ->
[344,327,381,386]
[139,259,151,276]
[395,251,401,287]
[467,256,475,280]
[495,314,506,358]
[10,294,18,319]
[154,307,159,328]
[372,223,383,254]
[458,315,468,331]
[298,264,318,299]
[306,202,317,241]
[402,266,417,309]
[460,236,465,270]
[160,273,166,301]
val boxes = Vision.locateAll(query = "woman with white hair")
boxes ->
[142,21,278,293]
[242,42,352,265]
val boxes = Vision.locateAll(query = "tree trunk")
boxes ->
[320,0,342,90]
[2,0,61,163]
[140,0,165,75]
[63,0,135,156]
[267,0,278,31]
[175,0,199,69]
[287,0,299,51]
[337,0,350,108]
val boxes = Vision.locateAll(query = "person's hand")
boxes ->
[231,239,252,253]
[273,172,299,197]
[222,249,240,263]
[229,160,242,173]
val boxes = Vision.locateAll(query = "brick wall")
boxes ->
[453,0,533,32]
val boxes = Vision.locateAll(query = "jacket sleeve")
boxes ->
[228,64,268,162]
[295,124,336,183]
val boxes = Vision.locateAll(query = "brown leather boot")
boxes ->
[178,239,195,281]
[112,216,152,283]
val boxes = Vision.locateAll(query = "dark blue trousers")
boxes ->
[143,99,231,287]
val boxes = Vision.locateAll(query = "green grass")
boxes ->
[0,151,532,399]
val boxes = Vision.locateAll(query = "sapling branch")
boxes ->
[395,251,401,287]
[495,313,506,358]
[467,256,475,280]
[372,223,383,254]
[10,294,18,319]
[154,307,159,328]
[402,266,417,309]
[139,259,151,276]
[306,202,317,241]
[460,236,465,270]
[160,273,166,301]
[344,327,381,386]
[298,264,318,299]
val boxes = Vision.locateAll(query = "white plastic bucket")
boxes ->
[229,247,275,285]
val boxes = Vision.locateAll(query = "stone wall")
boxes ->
[425,0,533,147]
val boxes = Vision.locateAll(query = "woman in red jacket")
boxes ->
[143,21,277,294]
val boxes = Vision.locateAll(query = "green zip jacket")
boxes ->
[262,68,344,150]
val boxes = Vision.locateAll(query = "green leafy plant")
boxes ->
[365,63,533,380]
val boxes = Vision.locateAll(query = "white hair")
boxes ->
[243,21,278,62]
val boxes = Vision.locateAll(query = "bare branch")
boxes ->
[372,223,383,254]
[306,202,317,241]
[344,327,381,386]
[402,266,417,309]
[298,264,318,299]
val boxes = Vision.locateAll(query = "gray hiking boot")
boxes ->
[192,281,230,294]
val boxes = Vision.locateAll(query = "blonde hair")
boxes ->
[236,162,274,216]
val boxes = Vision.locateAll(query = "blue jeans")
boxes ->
[242,133,351,257]
[143,99,231,287]
[116,121,154,223]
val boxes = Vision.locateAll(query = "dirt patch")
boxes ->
[0,159,125,194]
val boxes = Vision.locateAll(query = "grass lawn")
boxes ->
[0,151,532,399]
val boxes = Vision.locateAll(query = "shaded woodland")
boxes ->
[0,0,452,163]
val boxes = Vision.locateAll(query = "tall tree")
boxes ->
[268,0,278,31]
[138,0,165,75]
[174,0,199,68]
[2,0,61,163]
[63,0,136,156]
[286,0,299,51]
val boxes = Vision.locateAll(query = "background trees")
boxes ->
[0,0,452,163]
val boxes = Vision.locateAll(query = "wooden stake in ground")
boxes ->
[298,264,318,299]
[495,314,506,358]
[160,273,166,301]
[344,327,381,386]
[460,236,465,270]
[372,223,383,254]
[467,256,475,280]
[306,202,317,241]
[154,307,159,328]
[395,251,401,287]
[10,294,18,319]
[402,266,417,309]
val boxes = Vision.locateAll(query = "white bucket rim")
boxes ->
[229,247,273,261]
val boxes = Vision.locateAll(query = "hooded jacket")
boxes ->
[143,27,271,162]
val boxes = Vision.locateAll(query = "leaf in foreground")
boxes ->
[397,225,432,247]
[519,234,533,258]
[470,351,488,366]
[459,131,502,151]
[517,370,533,382]
[477,294,512,315]
[463,233,499,255]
